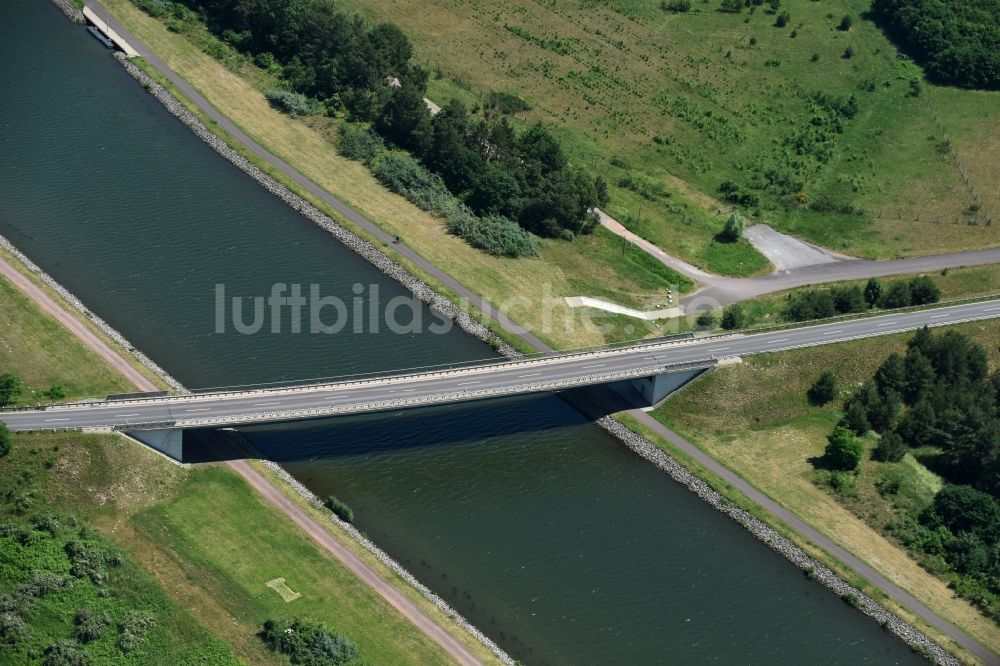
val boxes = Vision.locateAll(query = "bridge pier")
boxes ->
[626,366,711,407]
[123,427,184,461]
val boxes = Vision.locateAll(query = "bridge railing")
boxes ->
[1,294,997,414]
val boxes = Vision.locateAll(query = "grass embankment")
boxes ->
[2,431,499,665]
[339,0,999,260]
[648,322,1000,659]
[0,254,160,403]
[103,0,696,349]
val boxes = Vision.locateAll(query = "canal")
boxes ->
[0,1,924,663]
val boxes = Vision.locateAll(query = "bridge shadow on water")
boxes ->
[181,384,639,465]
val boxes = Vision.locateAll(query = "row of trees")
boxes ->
[871,0,1000,90]
[784,276,940,322]
[157,0,600,240]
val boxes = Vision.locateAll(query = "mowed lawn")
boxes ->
[0,270,136,403]
[649,322,1000,658]
[337,0,1000,259]
[103,0,697,349]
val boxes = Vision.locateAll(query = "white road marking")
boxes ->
[458,381,480,386]
[44,418,69,422]
[876,322,897,327]
[519,372,542,378]
[929,314,948,319]
[582,363,606,369]
[399,388,416,393]
[254,401,282,406]
[823,330,843,336]
[707,347,729,352]
[116,413,140,417]
[771,338,789,343]
[184,407,210,412]
[984,307,1000,312]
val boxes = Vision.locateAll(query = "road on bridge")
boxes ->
[4,299,998,432]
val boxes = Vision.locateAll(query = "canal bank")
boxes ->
[0,0,976,655]
[90,8,991,662]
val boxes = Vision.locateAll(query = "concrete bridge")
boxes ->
[3,299,999,459]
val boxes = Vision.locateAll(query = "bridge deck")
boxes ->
[2,300,997,431]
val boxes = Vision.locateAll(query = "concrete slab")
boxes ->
[564,296,682,320]
[744,224,851,272]
[82,6,139,57]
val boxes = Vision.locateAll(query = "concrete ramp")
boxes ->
[82,6,140,56]
[744,224,850,272]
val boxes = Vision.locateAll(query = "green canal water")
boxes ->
[1,1,925,663]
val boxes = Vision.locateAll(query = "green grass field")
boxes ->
[0,273,137,404]
[647,321,1000,657]
[337,0,999,261]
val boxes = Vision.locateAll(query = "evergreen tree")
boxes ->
[808,371,837,406]
[841,399,871,436]
[825,426,864,471]
[873,430,907,462]
[863,277,884,307]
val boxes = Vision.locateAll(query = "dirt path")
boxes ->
[225,458,486,666]
[0,254,157,392]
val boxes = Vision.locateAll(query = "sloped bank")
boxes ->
[113,53,518,361]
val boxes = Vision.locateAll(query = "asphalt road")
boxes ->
[5,299,998,431]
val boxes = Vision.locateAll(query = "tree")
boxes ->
[720,303,746,330]
[863,277,884,308]
[594,176,609,207]
[0,423,10,459]
[841,400,870,436]
[873,431,907,462]
[808,371,837,406]
[842,46,855,59]
[838,14,853,31]
[775,11,790,27]
[831,286,866,314]
[909,275,941,305]
[375,83,432,156]
[0,373,23,407]
[825,426,864,471]
[874,352,907,395]
[926,484,1000,539]
[880,281,912,309]
[719,0,743,13]
[719,211,745,242]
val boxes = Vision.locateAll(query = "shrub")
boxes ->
[324,496,354,524]
[373,153,452,212]
[872,431,906,463]
[863,277,884,307]
[695,312,717,329]
[74,610,111,644]
[808,371,837,406]
[908,275,940,305]
[43,639,91,666]
[0,612,28,646]
[824,426,864,471]
[337,124,385,165]
[0,373,24,406]
[0,423,10,458]
[838,14,852,31]
[718,211,745,242]
[117,611,155,653]
[260,618,358,665]
[719,0,743,13]
[17,571,71,600]
[880,281,912,309]
[446,210,538,258]
[775,11,790,27]
[842,46,855,59]
[484,91,531,114]
[662,0,692,11]
[720,303,747,330]
[265,90,324,118]
[65,538,120,584]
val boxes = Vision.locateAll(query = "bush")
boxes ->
[824,426,864,471]
[842,46,855,59]
[446,210,538,258]
[324,496,354,524]
[43,639,92,666]
[337,124,385,165]
[872,431,907,463]
[0,422,10,458]
[0,612,28,646]
[265,90,324,118]
[718,211,745,242]
[837,14,852,31]
[720,303,747,330]
[909,275,940,305]
[117,611,155,653]
[808,371,837,406]
[880,281,912,309]
[0,373,24,406]
[65,538,120,584]
[775,11,790,27]
[863,277,884,308]
[373,153,452,212]
[73,610,111,644]
[695,312,717,329]
[260,618,358,665]
[662,0,692,11]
